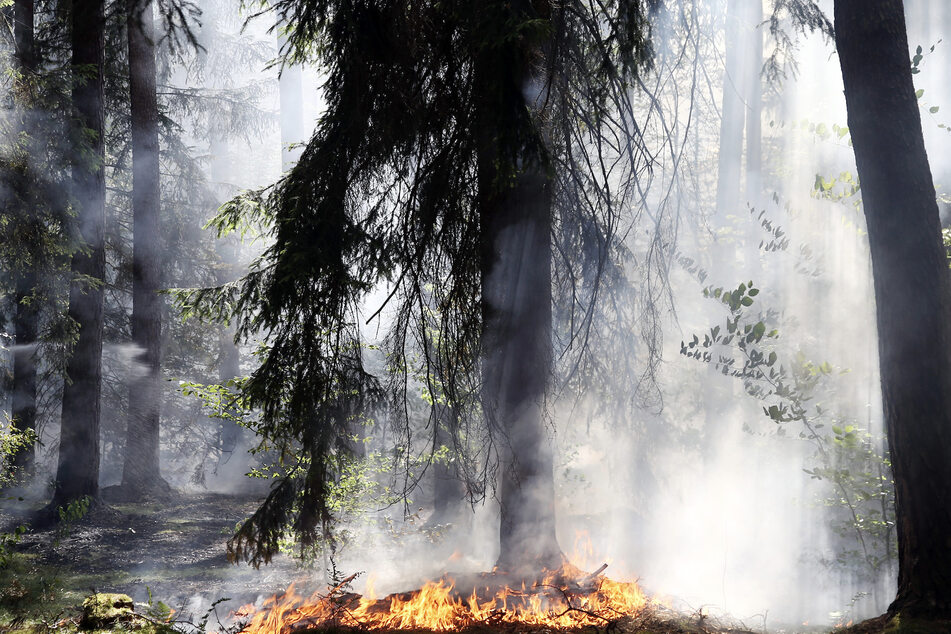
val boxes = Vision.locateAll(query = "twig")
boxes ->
[326,572,359,597]
[581,562,609,584]
[534,583,616,624]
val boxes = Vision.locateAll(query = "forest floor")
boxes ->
[0,492,902,634]
[0,492,302,627]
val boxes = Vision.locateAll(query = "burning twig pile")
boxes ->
[240,564,651,633]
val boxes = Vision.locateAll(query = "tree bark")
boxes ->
[10,0,38,478]
[52,0,106,507]
[120,0,168,496]
[835,0,951,618]
[475,4,562,571]
[480,166,561,574]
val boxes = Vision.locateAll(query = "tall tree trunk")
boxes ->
[216,246,242,464]
[52,0,106,507]
[745,0,763,204]
[10,0,38,478]
[120,0,168,496]
[207,92,244,469]
[475,5,562,572]
[707,0,762,463]
[480,166,560,574]
[277,21,305,171]
[12,0,34,78]
[279,64,305,171]
[742,0,763,274]
[11,275,38,478]
[715,0,746,217]
[717,0,762,216]
[835,0,951,618]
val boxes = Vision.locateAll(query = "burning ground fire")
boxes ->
[239,562,653,632]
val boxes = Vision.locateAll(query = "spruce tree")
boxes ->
[118,0,171,499]
[52,0,107,508]
[836,0,951,619]
[179,0,662,572]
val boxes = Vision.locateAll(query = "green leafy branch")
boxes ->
[681,282,895,578]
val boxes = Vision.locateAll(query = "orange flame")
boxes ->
[240,563,649,633]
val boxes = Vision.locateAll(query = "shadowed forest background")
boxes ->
[1,0,951,633]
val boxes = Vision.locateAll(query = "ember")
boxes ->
[241,563,650,632]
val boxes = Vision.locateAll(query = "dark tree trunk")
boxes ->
[10,0,38,478]
[11,275,38,477]
[835,0,951,618]
[480,166,560,574]
[428,407,466,526]
[120,0,168,495]
[13,0,33,71]
[52,0,106,507]
[475,8,562,569]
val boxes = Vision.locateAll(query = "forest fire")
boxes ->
[240,563,650,633]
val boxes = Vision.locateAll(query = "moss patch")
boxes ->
[80,593,134,629]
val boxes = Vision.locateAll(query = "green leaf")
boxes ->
[916,88,925,99]
[930,106,940,114]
